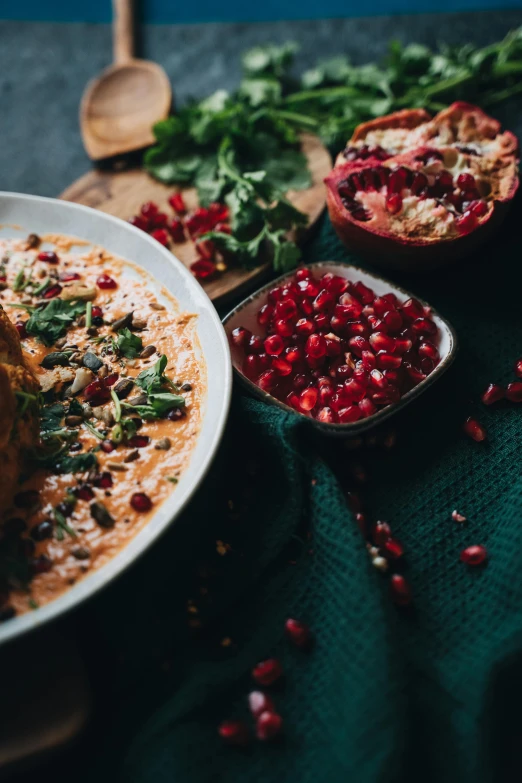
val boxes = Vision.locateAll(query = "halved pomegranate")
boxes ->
[326,103,519,270]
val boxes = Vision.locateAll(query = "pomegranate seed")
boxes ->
[140,201,159,218]
[382,310,403,332]
[386,193,402,214]
[313,289,334,313]
[295,318,315,336]
[15,321,28,339]
[348,336,370,357]
[264,334,284,356]
[256,712,283,741]
[295,267,311,282]
[306,334,327,359]
[455,211,477,234]
[247,335,263,355]
[383,537,404,559]
[338,405,362,423]
[285,345,302,364]
[300,387,318,411]
[257,303,274,327]
[231,327,251,349]
[456,173,476,191]
[31,555,53,575]
[395,337,413,355]
[515,359,522,378]
[43,283,62,299]
[352,207,371,222]
[361,350,376,371]
[463,417,487,442]
[248,691,275,718]
[127,435,150,448]
[37,251,59,264]
[244,355,258,377]
[218,720,249,746]
[452,510,467,523]
[376,352,402,370]
[105,373,119,387]
[252,658,283,686]
[317,406,335,423]
[388,166,410,193]
[417,341,439,362]
[481,383,504,405]
[286,391,301,410]
[93,472,113,489]
[275,298,298,320]
[373,521,392,545]
[258,370,276,392]
[59,271,81,282]
[130,492,152,512]
[91,306,103,318]
[100,440,115,453]
[390,574,412,606]
[151,228,170,246]
[404,362,426,385]
[352,281,374,304]
[168,219,185,242]
[369,332,396,353]
[74,484,94,501]
[272,358,292,376]
[129,215,149,231]
[97,273,117,290]
[151,212,168,228]
[506,382,522,402]
[460,544,488,566]
[369,369,387,390]
[275,319,294,337]
[401,298,424,320]
[190,259,216,280]
[469,200,488,217]
[410,172,428,195]
[168,193,187,214]
[84,379,110,402]
[359,397,377,418]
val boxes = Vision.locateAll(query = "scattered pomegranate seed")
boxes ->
[373,521,392,546]
[284,618,312,649]
[74,484,94,501]
[91,306,103,318]
[130,492,153,512]
[390,574,412,606]
[256,711,283,741]
[150,228,169,246]
[93,472,113,489]
[460,544,488,566]
[506,382,522,402]
[190,259,216,280]
[37,251,59,264]
[514,359,522,378]
[481,383,504,405]
[252,658,283,686]
[168,219,185,243]
[84,379,110,402]
[15,321,28,339]
[168,193,187,214]
[452,510,467,523]
[59,271,81,282]
[43,283,62,299]
[218,720,249,746]
[248,691,275,718]
[31,555,53,575]
[96,273,117,290]
[129,215,149,231]
[100,440,115,453]
[383,537,404,559]
[127,435,150,448]
[463,417,487,442]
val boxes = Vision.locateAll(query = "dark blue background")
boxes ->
[1,0,520,23]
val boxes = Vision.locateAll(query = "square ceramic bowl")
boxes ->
[223,261,457,436]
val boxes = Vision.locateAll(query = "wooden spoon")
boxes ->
[80,0,171,160]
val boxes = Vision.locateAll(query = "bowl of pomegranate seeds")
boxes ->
[223,262,457,433]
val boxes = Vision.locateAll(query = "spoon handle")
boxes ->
[113,0,134,64]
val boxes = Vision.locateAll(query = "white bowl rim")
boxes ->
[0,191,232,646]
[223,260,458,435]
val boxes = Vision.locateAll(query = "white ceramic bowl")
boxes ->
[0,192,232,646]
[223,261,457,436]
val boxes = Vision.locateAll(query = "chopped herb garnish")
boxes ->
[110,389,122,423]
[28,598,39,610]
[26,299,86,346]
[83,420,106,441]
[167,477,178,484]
[32,277,50,296]
[135,354,175,393]
[12,269,26,292]
[54,452,97,474]
[116,328,143,359]
[54,508,77,538]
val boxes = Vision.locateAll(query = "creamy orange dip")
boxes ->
[0,232,205,617]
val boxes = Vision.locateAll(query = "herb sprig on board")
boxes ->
[145,28,522,272]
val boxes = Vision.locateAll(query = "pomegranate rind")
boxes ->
[327,103,519,270]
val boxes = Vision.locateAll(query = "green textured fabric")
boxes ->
[71,206,522,783]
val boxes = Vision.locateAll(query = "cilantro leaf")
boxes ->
[123,393,185,420]
[26,300,86,347]
[116,328,143,359]
[135,354,169,393]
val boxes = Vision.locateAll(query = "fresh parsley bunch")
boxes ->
[145,29,522,272]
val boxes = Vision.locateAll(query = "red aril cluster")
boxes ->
[232,268,441,423]
[128,195,230,281]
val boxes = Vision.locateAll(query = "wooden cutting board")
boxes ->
[59,134,331,304]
